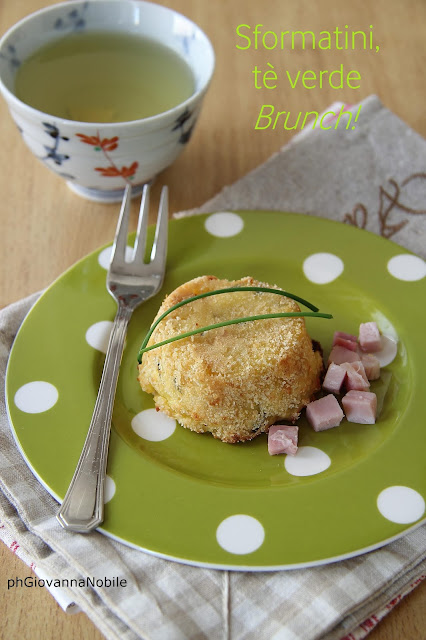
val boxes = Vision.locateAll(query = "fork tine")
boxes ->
[132,183,150,263]
[150,185,168,265]
[110,184,132,265]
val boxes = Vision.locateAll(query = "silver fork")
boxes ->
[57,183,168,533]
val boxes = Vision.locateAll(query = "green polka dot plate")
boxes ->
[5,212,426,569]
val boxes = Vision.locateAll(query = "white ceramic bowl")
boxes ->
[0,0,214,201]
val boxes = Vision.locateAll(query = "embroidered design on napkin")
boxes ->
[344,173,426,238]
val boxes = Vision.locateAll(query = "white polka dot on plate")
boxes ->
[85,321,113,354]
[377,486,425,524]
[387,254,426,281]
[303,253,344,284]
[104,475,116,503]
[204,212,244,237]
[14,381,58,414]
[375,334,398,367]
[285,446,331,476]
[216,514,265,554]
[131,408,176,441]
[98,245,134,270]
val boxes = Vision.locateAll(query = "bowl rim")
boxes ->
[0,0,215,129]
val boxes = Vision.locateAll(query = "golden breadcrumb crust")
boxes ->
[137,276,323,443]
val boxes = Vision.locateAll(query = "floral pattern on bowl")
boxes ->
[77,133,138,184]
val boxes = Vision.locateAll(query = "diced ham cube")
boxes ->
[268,425,298,456]
[360,353,381,380]
[327,344,360,366]
[333,331,358,344]
[332,331,358,351]
[322,363,346,394]
[341,361,370,391]
[359,322,381,352]
[342,390,377,424]
[333,336,359,351]
[306,394,344,432]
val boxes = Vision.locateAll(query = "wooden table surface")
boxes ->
[1,1,425,638]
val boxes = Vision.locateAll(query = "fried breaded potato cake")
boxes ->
[137,276,323,443]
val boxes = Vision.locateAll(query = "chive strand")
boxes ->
[140,286,319,353]
[138,311,332,360]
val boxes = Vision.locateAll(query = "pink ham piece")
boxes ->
[327,344,360,366]
[341,361,370,391]
[332,331,358,351]
[342,390,377,424]
[359,322,382,352]
[333,336,358,351]
[268,425,298,456]
[360,353,381,380]
[322,362,346,394]
[333,331,358,344]
[306,394,344,432]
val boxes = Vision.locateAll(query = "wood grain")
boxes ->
[1,1,425,639]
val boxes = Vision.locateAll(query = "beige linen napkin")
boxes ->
[1,95,425,640]
[177,96,426,260]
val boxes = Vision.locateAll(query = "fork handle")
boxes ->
[56,304,132,532]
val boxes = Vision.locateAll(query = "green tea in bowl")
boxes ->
[14,30,195,123]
